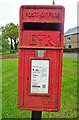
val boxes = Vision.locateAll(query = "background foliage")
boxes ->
[0,23,19,54]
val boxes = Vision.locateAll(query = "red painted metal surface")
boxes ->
[18,5,65,112]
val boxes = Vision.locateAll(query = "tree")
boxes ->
[0,35,10,53]
[0,23,19,51]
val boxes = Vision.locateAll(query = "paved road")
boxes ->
[0,53,79,59]
[64,53,79,58]
[0,54,18,59]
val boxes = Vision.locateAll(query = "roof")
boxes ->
[65,26,79,36]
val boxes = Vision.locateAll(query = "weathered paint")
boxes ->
[18,5,65,112]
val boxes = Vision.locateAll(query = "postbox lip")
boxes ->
[19,5,65,25]
[20,5,65,10]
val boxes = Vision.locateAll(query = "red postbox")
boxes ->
[18,5,65,112]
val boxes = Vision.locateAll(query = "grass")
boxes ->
[1,57,77,119]
[0,59,2,119]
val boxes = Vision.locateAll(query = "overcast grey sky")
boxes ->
[0,0,78,32]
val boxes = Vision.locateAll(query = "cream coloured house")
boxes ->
[64,26,79,48]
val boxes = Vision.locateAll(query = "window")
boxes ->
[77,35,79,40]
[65,44,72,48]
[66,35,72,40]
[77,43,79,48]
[69,44,71,48]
